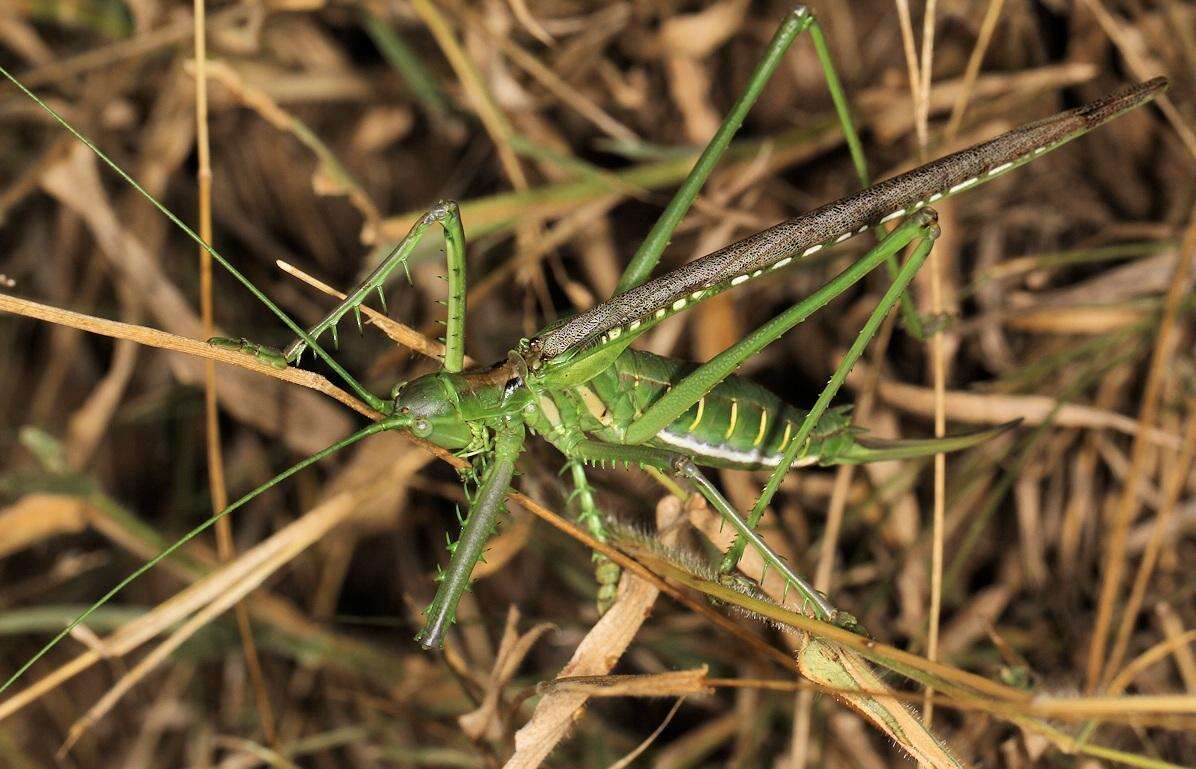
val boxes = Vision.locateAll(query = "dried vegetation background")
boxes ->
[1,0,1195,767]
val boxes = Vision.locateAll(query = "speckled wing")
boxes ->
[535,78,1167,362]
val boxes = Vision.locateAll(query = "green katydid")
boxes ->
[0,5,1167,686]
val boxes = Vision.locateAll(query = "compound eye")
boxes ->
[411,418,433,438]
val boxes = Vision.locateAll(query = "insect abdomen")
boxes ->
[591,350,847,470]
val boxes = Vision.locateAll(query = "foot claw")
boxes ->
[906,311,954,340]
[207,337,289,369]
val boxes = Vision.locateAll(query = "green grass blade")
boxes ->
[0,417,404,698]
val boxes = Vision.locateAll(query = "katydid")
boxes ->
[0,6,1167,684]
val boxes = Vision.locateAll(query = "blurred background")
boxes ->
[0,1,1193,767]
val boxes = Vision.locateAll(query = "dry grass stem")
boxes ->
[1106,404,1196,684]
[502,496,688,769]
[191,0,276,745]
[944,0,1008,137]
[1,491,357,724]
[854,368,1184,448]
[0,292,379,419]
[0,494,89,560]
[1078,0,1196,160]
[1088,208,1196,691]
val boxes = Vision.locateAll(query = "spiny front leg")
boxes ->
[417,423,525,650]
[566,460,621,614]
[210,201,467,413]
[284,200,468,371]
